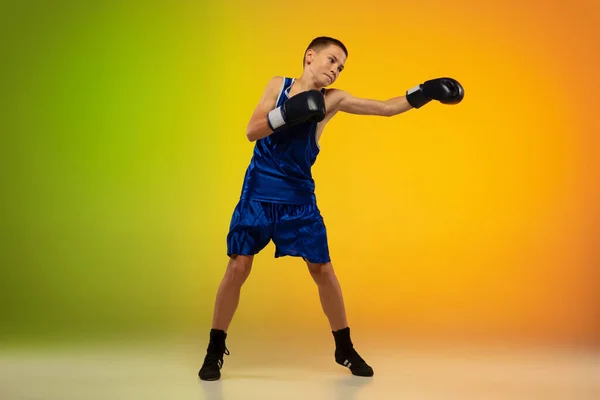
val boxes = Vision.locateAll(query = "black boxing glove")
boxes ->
[267,89,326,131]
[406,78,464,109]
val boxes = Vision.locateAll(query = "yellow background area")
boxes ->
[203,0,599,345]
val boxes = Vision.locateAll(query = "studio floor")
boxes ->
[2,338,598,400]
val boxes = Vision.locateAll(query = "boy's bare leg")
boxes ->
[307,261,348,331]
[199,254,253,381]
[307,260,374,377]
[212,254,254,331]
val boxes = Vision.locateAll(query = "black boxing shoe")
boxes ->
[335,344,374,377]
[198,329,230,381]
[332,327,374,377]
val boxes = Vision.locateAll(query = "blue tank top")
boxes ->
[240,77,324,205]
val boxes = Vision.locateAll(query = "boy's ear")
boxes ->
[305,49,314,65]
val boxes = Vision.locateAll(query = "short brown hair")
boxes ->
[303,36,348,66]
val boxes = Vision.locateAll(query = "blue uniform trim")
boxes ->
[275,77,289,108]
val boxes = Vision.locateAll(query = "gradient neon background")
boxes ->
[1,0,598,351]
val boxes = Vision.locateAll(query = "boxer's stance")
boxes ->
[199,36,464,381]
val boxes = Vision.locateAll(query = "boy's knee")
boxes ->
[226,255,253,282]
[307,261,334,279]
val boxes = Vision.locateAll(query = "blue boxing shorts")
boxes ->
[226,199,330,264]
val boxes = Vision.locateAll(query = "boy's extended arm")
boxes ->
[329,89,413,116]
[329,77,464,117]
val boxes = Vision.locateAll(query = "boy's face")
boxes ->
[305,44,346,87]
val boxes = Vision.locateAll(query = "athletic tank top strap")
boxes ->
[276,77,294,108]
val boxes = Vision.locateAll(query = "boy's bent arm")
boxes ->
[246,76,283,142]
[331,89,413,117]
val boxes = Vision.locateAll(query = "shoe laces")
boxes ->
[205,344,230,365]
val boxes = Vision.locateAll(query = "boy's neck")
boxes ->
[293,74,323,92]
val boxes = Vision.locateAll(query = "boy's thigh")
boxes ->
[272,203,330,263]
[227,199,274,256]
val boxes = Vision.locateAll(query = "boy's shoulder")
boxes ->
[323,87,349,101]
[266,75,286,86]
[262,76,287,95]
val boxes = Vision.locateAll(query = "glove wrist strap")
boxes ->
[406,85,431,109]
[267,107,286,131]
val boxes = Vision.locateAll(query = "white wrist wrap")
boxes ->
[406,85,421,95]
[267,107,286,130]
